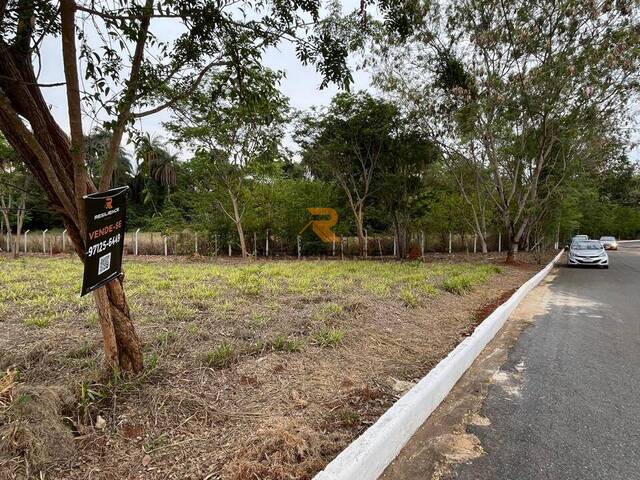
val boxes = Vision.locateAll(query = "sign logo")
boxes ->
[299,208,338,243]
[105,197,113,210]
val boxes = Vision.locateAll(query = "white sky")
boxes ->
[35,1,639,162]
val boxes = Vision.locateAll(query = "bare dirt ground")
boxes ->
[0,252,550,480]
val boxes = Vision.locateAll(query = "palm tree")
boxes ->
[136,134,178,194]
[85,129,134,187]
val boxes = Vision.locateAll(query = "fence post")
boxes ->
[498,232,502,253]
[448,231,452,254]
[214,234,218,256]
[195,233,198,254]
[266,229,269,257]
[377,237,383,257]
[253,232,257,257]
[42,229,48,253]
[228,242,232,257]
[420,231,425,257]
[135,228,140,255]
[474,233,477,253]
[364,230,368,258]
[340,236,344,260]
[62,229,67,252]
[297,235,301,259]
[24,230,29,253]
[332,237,336,257]
[163,236,168,256]
[393,233,397,257]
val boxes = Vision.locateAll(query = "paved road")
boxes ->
[448,242,640,480]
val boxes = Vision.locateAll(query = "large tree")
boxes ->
[297,92,399,256]
[167,68,288,257]
[375,0,640,261]
[0,0,419,372]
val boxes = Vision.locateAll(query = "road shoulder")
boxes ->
[380,271,556,480]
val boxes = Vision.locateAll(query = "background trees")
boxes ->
[167,68,289,257]
[373,0,640,260]
[297,92,400,255]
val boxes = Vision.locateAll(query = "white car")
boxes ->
[568,240,609,268]
[599,236,618,250]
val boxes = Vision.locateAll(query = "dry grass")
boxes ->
[0,253,547,479]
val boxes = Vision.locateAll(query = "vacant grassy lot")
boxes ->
[0,254,543,479]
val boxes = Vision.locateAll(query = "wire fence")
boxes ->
[1,229,553,258]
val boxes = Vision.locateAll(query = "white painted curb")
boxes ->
[314,250,565,480]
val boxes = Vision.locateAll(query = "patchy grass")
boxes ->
[0,253,541,480]
[312,327,345,348]
[204,342,236,369]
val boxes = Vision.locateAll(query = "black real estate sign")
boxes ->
[81,186,128,296]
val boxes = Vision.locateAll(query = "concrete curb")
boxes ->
[314,250,565,480]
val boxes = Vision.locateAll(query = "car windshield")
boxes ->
[573,241,603,250]
[600,236,615,241]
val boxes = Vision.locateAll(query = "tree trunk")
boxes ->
[229,191,248,257]
[506,241,518,263]
[0,42,143,374]
[13,193,25,258]
[355,215,366,257]
[392,212,407,259]
[478,230,488,253]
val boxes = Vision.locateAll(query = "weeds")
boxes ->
[205,342,235,369]
[312,327,345,348]
[270,335,303,353]
[399,288,418,308]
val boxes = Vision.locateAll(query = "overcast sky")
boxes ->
[36,2,638,162]
[38,0,372,156]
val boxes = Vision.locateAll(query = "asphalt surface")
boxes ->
[448,242,640,480]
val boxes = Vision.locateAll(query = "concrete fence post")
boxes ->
[474,233,477,253]
[332,237,336,257]
[62,229,67,252]
[42,229,48,253]
[253,232,257,257]
[498,232,502,253]
[420,231,425,257]
[135,228,140,255]
[195,233,198,254]
[24,230,30,253]
[377,237,383,257]
[163,236,168,256]
[341,236,344,260]
[228,242,231,257]
[393,233,397,257]
[448,231,452,254]
[266,229,269,257]
[297,235,301,259]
